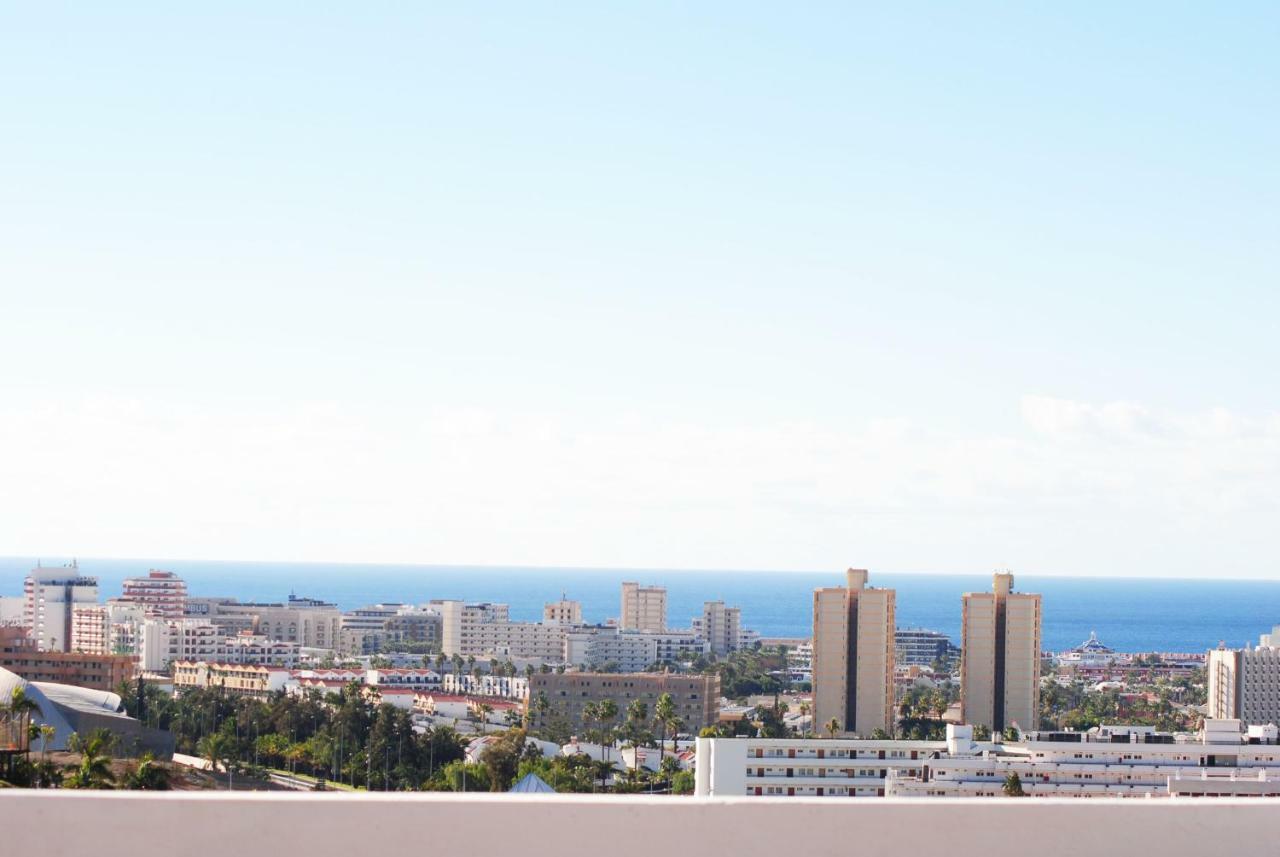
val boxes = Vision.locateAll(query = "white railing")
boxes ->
[2,792,1279,857]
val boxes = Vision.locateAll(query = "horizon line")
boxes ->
[3,554,1280,585]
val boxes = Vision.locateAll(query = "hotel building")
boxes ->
[528,671,720,732]
[812,569,895,737]
[620,582,667,633]
[1207,626,1280,726]
[961,572,1042,733]
[23,565,100,652]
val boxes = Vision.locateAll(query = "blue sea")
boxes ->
[3,557,1278,653]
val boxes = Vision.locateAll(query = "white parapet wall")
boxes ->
[2,792,1278,857]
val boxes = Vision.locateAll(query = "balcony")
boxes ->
[1,792,1277,857]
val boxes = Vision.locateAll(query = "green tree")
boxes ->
[825,718,840,739]
[124,752,170,790]
[1002,771,1025,797]
[65,730,117,789]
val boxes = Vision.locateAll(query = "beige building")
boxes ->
[961,572,1042,733]
[202,598,341,650]
[528,671,720,732]
[812,569,895,737]
[697,601,742,656]
[172,660,291,698]
[620,582,667,632]
[1208,627,1280,725]
[543,598,583,626]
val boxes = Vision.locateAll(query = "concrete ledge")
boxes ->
[1,792,1274,857]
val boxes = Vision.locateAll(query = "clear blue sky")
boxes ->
[1,4,1277,576]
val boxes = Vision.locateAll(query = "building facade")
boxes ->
[0,649,134,692]
[120,570,188,618]
[24,565,100,652]
[1208,629,1280,725]
[528,671,720,732]
[697,601,742,656]
[961,572,1042,733]
[435,600,565,661]
[620,582,667,633]
[812,569,895,737]
[543,598,583,626]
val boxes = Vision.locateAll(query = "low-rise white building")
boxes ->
[696,721,1280,799]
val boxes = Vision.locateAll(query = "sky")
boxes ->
[1,4,1278,577]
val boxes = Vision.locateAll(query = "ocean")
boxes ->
[3,556,1278,653]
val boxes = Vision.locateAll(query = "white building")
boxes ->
[563,626,707,672]
[71,601,147,655]
[434,600,565,662]
[24,565,100,652]
[696,721,1280,799]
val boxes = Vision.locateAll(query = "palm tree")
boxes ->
[1002,771,1025,797]
[653,693,681,763]
[6,686,43,764]
[598,700,619,761]
[476,703,493,734]
[66,730,116,789]
[435,653,448,675]
[199,732,231,786]
[582,701,601,745]
[825,718,840,739]
[797,701,811,738]
[124,752,170,790]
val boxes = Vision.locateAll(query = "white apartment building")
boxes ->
[620,582,667,633]
[696,735,941,797]
[563,626,707,672]
[434,600,565,661]
[120,570,188,618]
[218,633,300,667]
[696,721,1280,799]
[961,572,1041,734]
[442,673,529,700]
[71,601,147,655]
[137,619,222,671]
[24,565,100,652]
[812,569,895,737]
[695,601,741,656]
[1208,628,1280,726]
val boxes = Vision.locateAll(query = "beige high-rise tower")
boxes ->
[812,569,895,737]
[620,582,667,632]
[961,572,1042,734]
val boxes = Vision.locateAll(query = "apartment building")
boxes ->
[620,582,667,633]
[528,672,720,732]
[71,601,147,655]
[24,565,100,652]
[543,598,583,626]
[201,597,342,650]
[696,735,941,797]
[0,649,135,692]
[895,628,960,666]
[120,570,188,618]
[695,721,1280,799]
[961,572,1042,733]
[435,600,565,661]
[136,619,221,671]
[172,661,292,698]
[812,569,895,737]
[442,673,529,700]
[563,626,708,672]
[1207,628,1280,725]
[696,601,742,656]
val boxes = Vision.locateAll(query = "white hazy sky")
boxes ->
[2,4,1278,577]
